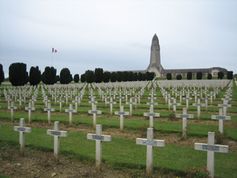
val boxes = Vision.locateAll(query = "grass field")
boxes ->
[0,80,236,177]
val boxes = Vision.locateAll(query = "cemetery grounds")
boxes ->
[0,80,237,178]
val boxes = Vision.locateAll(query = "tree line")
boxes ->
[0,63,155,86]
[166,71,233,80]
[80,68,155,83]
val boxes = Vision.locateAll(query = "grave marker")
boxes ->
[176,108,193,138]
[14,118,31,154]
[194,132,229,178]
[65,104,77,125]
[47,121,67,159]
[87,124,112,170]
[88,104,102,127]
[136,128,165,176]
[144,105,160,128]
[44,102,55,124]
[25,102,35,123]
[211,108,231,134]
[114,105,129,130]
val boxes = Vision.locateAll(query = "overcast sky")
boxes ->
[0,0,237,76]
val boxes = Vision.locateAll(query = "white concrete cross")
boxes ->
[57,97,64,112]
[8,101,17,121]
[136,128,165,176]
[192,98,206,119]
[87,124,112,170]
[126,97,135,116]
[171,98,180,112]
[211,108,231,134]
[218,100,231,116]
[106,97,116,115]
[183,95,192,109]
[44,102,55,124]
[25,102,35,123]
[14,118,31,154]
[65,104,77,125]
[117,94,124,108]
[47,121,67,159]
[176,108,194,138]
[114,105,129,130]
[144,105,160,128]
[194,132,229,178]
[88,104,102,127]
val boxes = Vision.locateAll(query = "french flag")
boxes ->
[52,48,58,53]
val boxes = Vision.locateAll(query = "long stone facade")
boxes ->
[147,34,228,78]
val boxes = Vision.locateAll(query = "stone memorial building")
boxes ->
[147,34,227,78]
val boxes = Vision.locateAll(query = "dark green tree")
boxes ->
[207,73,212,80]
[110,72,117,82]
[196,72,202,80]
[187,72,192,80]
[218,71,224,79]
[29,66,41,86]
[9,63,28,86]
[0,64,4,84]
[176,74,182,80]
[85,70,95,83]
[103,71,111,83]
[41,66,57,85]
[166,73,172,80]
[60,68,72,84]
[94,68,104,83]
[74,74,80,83]
[81,74,86,83]
[227,71,233,80]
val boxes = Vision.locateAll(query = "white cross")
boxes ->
[65,104,77,125]
[25,102,35,123]
[114,105,129,130]
[87,124,112,170]
[57,97,64,112]
[8,101,17,121]
[192,98,206,119]
[14,118,31,154]
[144,105,160,128]
[106,97,116,115]
[88,104,102,127]
[136,128,165,176]
[171,98,180,112]
[126,97,135,116]
[194,132,229,178]
[176,108,193,138]
[211,108,231,134]
[218,100,231,116]
[47,121,67,159]
[44,103,55,124]
[183,95,192,109]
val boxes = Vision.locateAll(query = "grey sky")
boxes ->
[0,0,237,76]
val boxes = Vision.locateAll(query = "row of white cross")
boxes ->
[14,118,229,177]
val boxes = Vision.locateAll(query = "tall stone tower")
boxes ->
[147,34,163,77]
